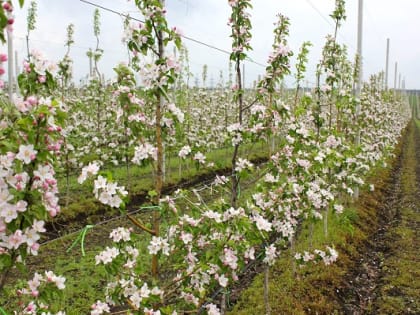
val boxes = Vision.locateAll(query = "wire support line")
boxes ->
[79,0,266,68]
[304,0,334,28]
[303,0,357,54]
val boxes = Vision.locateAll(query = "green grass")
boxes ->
[228,206,363,315]
[374,120,420,314]
[57,140,270,222]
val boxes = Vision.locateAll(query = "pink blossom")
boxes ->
[23,61,31,73]
[95,246,120,265]
[221,247,238,270]
[180,231,193,244]
[2,3,12,12]
[53,274,66,289]
[171,26,183,36]
[32,219,46,233]
[25,228,40,246]
[7,229,27,249]
[26,95,38,106]
[24,301,36,313]
[178,145,191,158]
[48,208,58,217]
[132,143,157,164]
[216,274,228,287]
[91,300,110,315]
[0,187,13,206]
[109,227,131,242]
[28,242,40,255]
[253,214,272,232]
[228,0,239,7]
[78,162,100,184]
[16,144,37,164]
[263,244,277,266]
[1,203,17,223]
[193,152,206,164]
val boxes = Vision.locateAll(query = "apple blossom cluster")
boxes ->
[24,50,58,84]
[295,246,339,266]
[92,228,167,314]
[234,158,253,172]
[178,145,191,159]
[167,102,184,123]
[2,1,14,32]
[14,269,66,314]
[93,175,127,208]
[78,162,127,208]
[57,54,73,86]
[0,95,66,269]
[138,57,180,90]
[257,14,293,95]
[193,151,206,164]
[77,161,100,184]
[226,123,243,146]
[132,142,157,165]
[228,0,252,59]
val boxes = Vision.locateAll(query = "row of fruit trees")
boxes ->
[0,0,411,314]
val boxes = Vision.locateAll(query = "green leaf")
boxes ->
[0,306,9,315]
[148,190,157,198]
[19,0,25,8]
[0,254,12,270]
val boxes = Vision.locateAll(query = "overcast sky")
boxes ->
[6,0,420,89]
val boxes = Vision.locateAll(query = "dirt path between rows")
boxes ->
[338,120,420,314]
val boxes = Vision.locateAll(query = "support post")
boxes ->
[385,38,389,90]
[354,0,363,199]
[394,62,398,91]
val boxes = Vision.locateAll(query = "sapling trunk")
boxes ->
[151,10,165,277]
[230,54,243,208]
[264,265,271,315]
[220,292,227,315]
[323,208,328,238]
[65,150,70,208]
[291,236,297,278]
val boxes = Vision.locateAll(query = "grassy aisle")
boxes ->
[229,120,419,314]
[372,120,420,314]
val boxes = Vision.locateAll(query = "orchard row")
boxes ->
[0,0,411,314]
